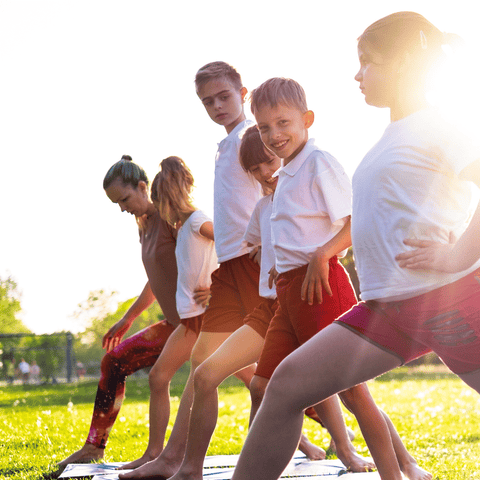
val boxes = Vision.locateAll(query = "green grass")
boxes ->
[1,366,480,479]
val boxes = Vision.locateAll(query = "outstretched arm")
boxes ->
[102,282,156,352]
[302,216,352,305]
[396,159,480,273]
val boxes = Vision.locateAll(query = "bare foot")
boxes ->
[401,460,432,480]
[335,445,375,473]
[328,427,355,454]
[298,433,326,461]
[119,456,179,480]
[168,466,203,480]
[119,451,162,471]
[57,443,104,470]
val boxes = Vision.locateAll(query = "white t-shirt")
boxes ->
[213,119,263,263]
[175,210,218,319]
[19,361,30,374]
[352,108,480,301]
[271,138,352,274]
[244,194,276,299]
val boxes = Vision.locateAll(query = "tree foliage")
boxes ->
[0,276,30,334]
[74,290,164,367]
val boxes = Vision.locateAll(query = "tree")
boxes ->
[0,276,30,334]
[73,290,164,368]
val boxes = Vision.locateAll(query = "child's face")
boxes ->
[355,43,398,109]
[249,149,281,192]
[255,103,313,166]
[198,78,247,134]
[105,178,150,217]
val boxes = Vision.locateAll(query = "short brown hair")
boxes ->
[195,61,243,93]
[250,78,308,116]
[239,126,271,172]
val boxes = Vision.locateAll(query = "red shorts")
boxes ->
[201,253,262,333]
[181,314,204,336]
[336,268,480,374]
[255,258,357,379]
[244,298,278,338]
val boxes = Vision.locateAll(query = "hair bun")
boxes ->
[121,154,133,162]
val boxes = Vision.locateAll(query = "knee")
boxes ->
[193,362,218,395]
[249,376,268,407]
[148,366,169,393]
[339,384,369,414]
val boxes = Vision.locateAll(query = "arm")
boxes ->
[102,282,156,353]
[396,158,480,273]
[193,220,214,307]
[199,221,214,241]
[301,216,352,305]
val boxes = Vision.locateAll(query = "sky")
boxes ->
[1,0,480,334]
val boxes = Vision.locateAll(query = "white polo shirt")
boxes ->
[244,194,276,299]
[213,119,263,263]
[175,210,218,319]
[352,108,480,301]
[271,138,352,274]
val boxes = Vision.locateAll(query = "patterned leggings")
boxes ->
[85,320,175,448]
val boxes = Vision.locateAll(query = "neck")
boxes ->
[146,202,157,216]
[389,92,429,123]
[225,112,246,134]
[178,209,195,224]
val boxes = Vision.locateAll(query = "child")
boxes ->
[159,126,369,480]
[230,12,480,480]
[57,157,181,472]
[119,156,218,471]
[121,62,264,480]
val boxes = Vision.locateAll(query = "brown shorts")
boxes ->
[244,298,278,338]
[201,253,262,333]
[181,314,204,336]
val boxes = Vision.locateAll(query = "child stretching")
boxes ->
[119,156,218,471]
[56,157,181,473]
[161,126,369,480]
[121,61,263,480]
[230,12,480,480]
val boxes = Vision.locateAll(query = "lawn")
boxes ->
[1,365,479,479]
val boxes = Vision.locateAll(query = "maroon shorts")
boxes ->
[244,298,278,338]
[336,268,480,374]
[181,314,204,336]
[201,253,262,333]
[255,258,357,379]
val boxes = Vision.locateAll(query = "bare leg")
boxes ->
[120,331,248,479]
[313,397,375,472]
[250,375,327,461]
[120,325,198,470]
[231,324,403,480]
[169,326,264,480]
[380,409,432,480]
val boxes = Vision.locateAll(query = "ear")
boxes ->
[396,51,412,75]
[303,110,314,129]
[138,180,148,194]
[240,86,248,103]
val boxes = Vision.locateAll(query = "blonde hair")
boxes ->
[195,61,243,93]
[151,156,195,226]
[250,78,308,116]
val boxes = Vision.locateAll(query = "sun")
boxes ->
[426,42,480,140]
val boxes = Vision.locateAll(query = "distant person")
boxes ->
[56,156,207,473]
[18,358,30,384]
[230,12,479,480]
[6,359,15,384]
[30,360,41,384]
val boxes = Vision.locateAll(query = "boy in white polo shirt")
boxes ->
[244,77,415,478]
[121,62,264,480]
